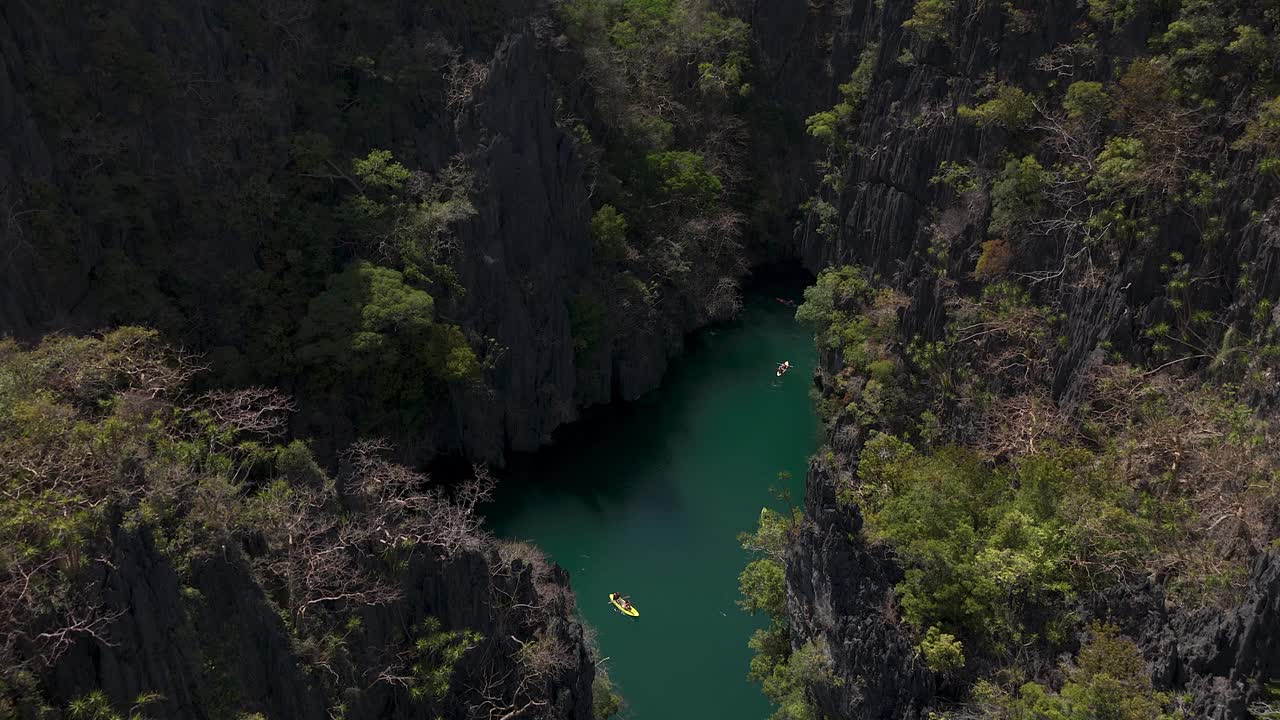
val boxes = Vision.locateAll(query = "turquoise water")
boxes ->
[487,292,821,720]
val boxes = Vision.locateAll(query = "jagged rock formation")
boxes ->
[746,0,1280,717]
[35,528,592,720]
[785,455,934,719]
[4,0,1279,718]
[1083,548,1280,720]
[0,331,595,720]
[0,0,707,467]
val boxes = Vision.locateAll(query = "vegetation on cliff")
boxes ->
[559,0,757,367]
[0,329,591,718]
[771,0,1280,715]
[739,492,840,720]
[10,0,772,462]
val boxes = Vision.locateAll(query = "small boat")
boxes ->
[775,297,796,307]
[776,361,792,377]
[609,593,639,618]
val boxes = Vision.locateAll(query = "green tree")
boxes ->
[1226,25,1272,72]
[643,151,723,208]
[353,148,412,191]
[406,617,482,701]
[919,626,965,673]
[1235,96,1280,175]
[1064,81,1110,121]
[592,673,624,719]
[297,262,478,407]
[805,44,879,148]
[591,205,630,264]
[738,558,786,616]
[853,434,1078,647]
[1089,136,1150,199]
[339,150,476,282]
[757,640,839,720]
[959,85,1037,131]
[977,624,1189,719]
[990,156,1048,241]
[1087,0,1146,27]
[903,0,956,45]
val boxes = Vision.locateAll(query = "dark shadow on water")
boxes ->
[482,279,821,720]
[497,398,683,516]
[490,282,813,525]
[741,259,814,302]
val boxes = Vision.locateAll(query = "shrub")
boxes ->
[405,617,482,701]
[67,690,161,720]
[958,85,1036,131]
[1063,81,1110,120]
[740,501,826,720]
[643,151,723,208]
[338,150,476,277]
[975,239,1015,280]
[989,156,1048,240]
[1158,0,1233,78]
[758,640,839,720]
[975,624,1190,718]
[930,161,979,194]
[853,434,1084,648]
[297,261,479,405]
[903,0,956,45]
[1226,25,1271,70]
[590,205,630,264]
[592,672,624,719]
[1087,0,1146,27]
[1,331,504,709]
[1089,136,1150,199]
[738,558,786,616]
[796,267,872,330]
[1235,96,1280,173]
[806,44,879,147]
[919,626,965,673]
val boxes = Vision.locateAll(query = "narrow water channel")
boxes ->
[487,286,821,720]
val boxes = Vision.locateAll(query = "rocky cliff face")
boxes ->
[0,0,705,467]
[32,527,592,720]
[747,0,1280,716]
[1085,548,1280,720]
[785,454,934,720]
[788,423,1280,719]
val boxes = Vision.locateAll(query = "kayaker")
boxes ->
[777,361,791,375]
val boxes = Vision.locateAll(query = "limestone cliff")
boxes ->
[747,0,1280,716]
[0,0,723,467]
[31,528,593,720]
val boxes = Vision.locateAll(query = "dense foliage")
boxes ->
[13,0,774,461]
[795,267,908,428]
[20,2,492,393]
[738,486,838,720]
[782,0,1280,712]
[556,0,756,356]
[972,624,1191,719]
[0,330,578,718]
[797,263,1280,701]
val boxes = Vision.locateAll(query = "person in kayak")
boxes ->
[777,360,792,375]
[611,592,634,611]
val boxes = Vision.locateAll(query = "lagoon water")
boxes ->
[487,291,821,720]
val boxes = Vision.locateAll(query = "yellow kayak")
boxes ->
[609,593,639,617]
